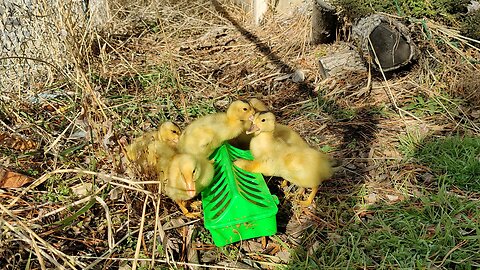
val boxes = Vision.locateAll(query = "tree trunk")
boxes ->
[352,14,416,72]
[312,0,337,44]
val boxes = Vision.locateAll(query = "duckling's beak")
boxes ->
[182,172,197,198]
[246,124,259,134]
[248,114,255,122]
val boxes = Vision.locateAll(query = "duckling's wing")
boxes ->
[275,124,308,147]
[165,157,190,201]
[179,126,218,157]
[194,158,215,193]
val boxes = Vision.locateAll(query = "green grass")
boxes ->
[402,94,463,118]
[287,188,480,269]
[397,127,426,159]
[298,96,340,119]
[95,64,217,134]
[333,0,469,24]
[416,136,480,192]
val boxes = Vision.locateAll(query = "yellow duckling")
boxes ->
[131,122,181,153]
[230,98,308,149]
[249,98,308,147]
[125,122,181,190]
[153,121,181,148]
[178,100,254,158]
[166,153,214,217]
[249,97,269,112]
[234,112,333,206]
[229,98,269,149]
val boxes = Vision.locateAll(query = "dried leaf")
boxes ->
[386,194,404,203]
[0,132,38,151]
[217,261,255,269]
[187,225,200,269]
[241,240,263,253]
[109,187,123,201]
[0,168,33,188]
[201,250,218,263]
[285,216,313,245]
[276,250,291,263]
[71,183,94,197]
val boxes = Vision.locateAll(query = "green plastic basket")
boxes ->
[201,143,279,247]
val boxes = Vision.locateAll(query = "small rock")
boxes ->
[377,174,387,181]
[468,1,480,13]
[118,262,131,270]
[109,187,122,201]
[471,109,480,119]
[364,193,377,204]
[345,163,356,170]
[327,232,342,243]
[291,69,305,83]
[308,241,321,256]
[214,99,229,108]
[421,172,435,183]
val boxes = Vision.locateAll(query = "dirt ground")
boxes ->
[1,0,479,269]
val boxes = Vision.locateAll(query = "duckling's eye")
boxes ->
[243,107,248,111]
[172,130,177,134]
[261,119,266,122]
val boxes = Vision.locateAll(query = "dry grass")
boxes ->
[1,0,480,269]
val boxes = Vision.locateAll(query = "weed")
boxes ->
[461,10,480,41]
[219,245,241,261]
[136,65,178,90]
[156,243,165,256]
[333,108,357,120]
[185,101,217,119]
[319,145,335,153]
[346,139,357,149]
[300,96,339,118]
[397,126,427,159]
[402,94,461,118]
[196,229,214,245]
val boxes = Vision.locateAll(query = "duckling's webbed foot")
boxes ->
[184,211,202,218]
[175,200,188,213]
[190,200,202,211]
[298,186,319,207]
[176,200,203,218]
